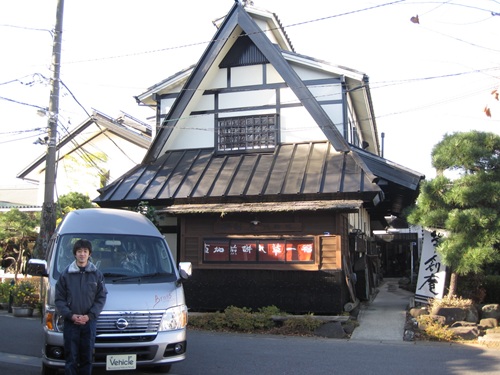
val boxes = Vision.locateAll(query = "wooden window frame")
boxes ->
[216,114,278,153]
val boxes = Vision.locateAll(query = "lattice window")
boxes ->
[217,114,278,152]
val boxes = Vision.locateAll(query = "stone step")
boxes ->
[478,332,500,346]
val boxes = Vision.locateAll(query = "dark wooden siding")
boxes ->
[179,211,350,314]
[180,211,345,271]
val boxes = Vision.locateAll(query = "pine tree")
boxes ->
[407,131,500,296]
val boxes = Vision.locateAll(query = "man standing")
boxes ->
[55,239,107,375]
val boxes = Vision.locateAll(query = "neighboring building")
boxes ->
[94,3,424,313]
[17,110,152,204]
[0,186,40,212]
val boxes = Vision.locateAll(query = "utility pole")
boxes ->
[35,0,64,259]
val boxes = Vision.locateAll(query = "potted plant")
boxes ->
[0,282,12,309]
[11,279,39,317]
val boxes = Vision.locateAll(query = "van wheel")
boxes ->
[151,364,172,373]
[41,364,60,375]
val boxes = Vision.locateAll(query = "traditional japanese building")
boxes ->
[94,2,424,314]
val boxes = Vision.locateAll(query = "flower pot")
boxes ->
[12,306,34,317]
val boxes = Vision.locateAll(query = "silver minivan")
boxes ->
[28,208,191,374]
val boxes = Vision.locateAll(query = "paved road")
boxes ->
[1,309,500,375]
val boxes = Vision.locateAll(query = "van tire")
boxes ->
[151,364,172,373]
[41,364,60,375]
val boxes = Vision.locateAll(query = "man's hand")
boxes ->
[72,314,89,325]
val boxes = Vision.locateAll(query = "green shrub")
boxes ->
[280,315,323,335]
[0,282,12,303]
[188,305,323,335]
[224,306,255,331]
[428,295,473,311]
[417,315,455,341]
[189,311,228,331]
[257,305,282,316]
[11,279,39,308]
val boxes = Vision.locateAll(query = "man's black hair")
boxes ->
[73,239,92,255]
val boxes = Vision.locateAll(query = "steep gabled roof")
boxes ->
[94,3,424,219]
[144,2,351,165]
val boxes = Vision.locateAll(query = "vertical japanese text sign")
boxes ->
[415,229,447,303]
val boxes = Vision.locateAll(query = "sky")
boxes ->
[1,0,499,190]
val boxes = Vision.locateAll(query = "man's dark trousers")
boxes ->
[63,319,97,375]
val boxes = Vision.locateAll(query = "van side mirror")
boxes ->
[178,262,192,280]
[26,259,48,277]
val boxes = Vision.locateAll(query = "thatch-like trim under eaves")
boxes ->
[157,200,363,215]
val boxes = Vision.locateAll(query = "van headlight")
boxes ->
[45,306,64,332]
[159,305,188,331]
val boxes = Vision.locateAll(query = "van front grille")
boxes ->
[96,311,164,336]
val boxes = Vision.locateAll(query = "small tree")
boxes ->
[407,131,500,296]
[0,209,40,277]
[56,192,94,222]
[132,201,159,228]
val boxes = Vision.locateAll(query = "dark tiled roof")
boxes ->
[94,141,382,207]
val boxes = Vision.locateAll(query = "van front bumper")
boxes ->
[42,328,187,369]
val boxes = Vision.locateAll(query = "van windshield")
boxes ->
[53,234,175,280]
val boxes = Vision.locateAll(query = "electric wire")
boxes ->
[2,1,498,149]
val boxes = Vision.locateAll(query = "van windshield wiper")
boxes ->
[103,272,128,278]
[110,272,170,282]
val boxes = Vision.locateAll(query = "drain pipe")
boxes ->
[381,132,385,158]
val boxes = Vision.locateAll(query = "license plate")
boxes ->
[106,354,137,371]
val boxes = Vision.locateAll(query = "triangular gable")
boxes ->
[144,2,351,165]
[17,110,151,182]
[220,32,269,67]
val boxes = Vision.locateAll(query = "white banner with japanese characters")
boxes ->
[415,229,448,303]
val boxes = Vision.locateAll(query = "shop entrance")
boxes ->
[375,232,418,279]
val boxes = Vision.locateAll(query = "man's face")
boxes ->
[75,248,90,266]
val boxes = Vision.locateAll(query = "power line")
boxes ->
[63,0,410,65]
[0,95,47,111]
[0,23,52,35]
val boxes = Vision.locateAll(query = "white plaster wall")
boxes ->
[280,87,301,106]
[292,64,334,81]
[219,89,276,109]
[196,94,215,112]
[280,106,327,143]
[211,68,227,89]
[309,84,342,102]
[321,103,345,136]
[266,64,283,84]
[157,60,348,152]
[254,19,279,45]
[231,65,263,87]
[219,109,274,118]
[164,114,215,150]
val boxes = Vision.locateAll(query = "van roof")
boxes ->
[57,208,162,236]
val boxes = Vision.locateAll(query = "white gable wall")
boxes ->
[231,65,263,86]
[31,132,148,203]
[253,18,281,45]
[157,17,372,152]
[160,60,351,150]
[164,114,215,150]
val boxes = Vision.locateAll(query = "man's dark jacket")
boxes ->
[55,261,107,321]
